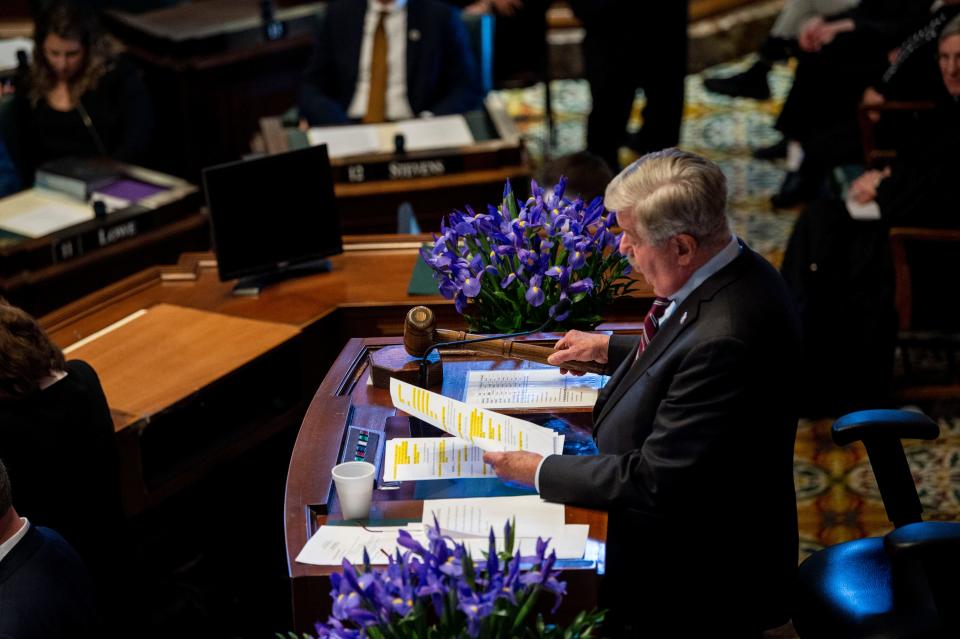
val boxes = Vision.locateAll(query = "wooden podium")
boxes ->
[284,336,613,632]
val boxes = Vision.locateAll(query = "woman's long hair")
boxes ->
[27,0,116,108]
[0,299,66,397]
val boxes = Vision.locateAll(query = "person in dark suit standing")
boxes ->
[299,0,483,125]
[0,458,98,638]
[485,149,801,637]
[570,0,689,171]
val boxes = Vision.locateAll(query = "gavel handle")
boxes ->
[434,328,607,375]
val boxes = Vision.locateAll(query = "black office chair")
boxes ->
[793,409,960,639]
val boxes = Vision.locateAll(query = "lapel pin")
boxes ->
[680,311,688,325]
[409,29,421,41]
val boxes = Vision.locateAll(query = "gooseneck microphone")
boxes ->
[417,298,573,389]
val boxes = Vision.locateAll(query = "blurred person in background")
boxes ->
[11,0,153,185]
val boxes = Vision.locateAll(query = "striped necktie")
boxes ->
[364,10,388,123]
[636,296,671,360]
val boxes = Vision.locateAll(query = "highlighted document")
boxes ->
[386,378,565,481]
[384,437,491,481]
[465,369,607,409]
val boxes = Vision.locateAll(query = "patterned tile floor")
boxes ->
[497,61,960,633]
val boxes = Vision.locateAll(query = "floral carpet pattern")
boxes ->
[496,60,960,563]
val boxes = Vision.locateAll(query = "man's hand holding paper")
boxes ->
[482,450,542,487]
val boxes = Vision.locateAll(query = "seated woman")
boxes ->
[13,0,154,185]
[0,298,127,626]
[780,15,960,416]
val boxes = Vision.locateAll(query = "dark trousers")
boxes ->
[576,0,688,171]
[776,32,889,144]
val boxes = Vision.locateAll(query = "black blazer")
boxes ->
[540,245,802,634]
[299,0,482,125]
[0,525,97,638]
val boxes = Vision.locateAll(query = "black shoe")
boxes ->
[771,171,818,209]
[753,138,788,160]
[703,61,771,100]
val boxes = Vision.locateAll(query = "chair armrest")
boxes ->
[832,409,938,446]
[885,521,960,559]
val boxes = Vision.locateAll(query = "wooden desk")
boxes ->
[0,183,207,317]
[285,336,610,632]
[40,235,651,515]
[63,303,299,513]
[256,96,531,234]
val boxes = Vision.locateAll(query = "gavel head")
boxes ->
[403,306,437,357]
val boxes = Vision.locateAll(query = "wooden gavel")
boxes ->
[402,306,607,375]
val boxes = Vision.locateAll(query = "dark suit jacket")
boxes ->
[540,245,801,635]
[299,0,482,125]
[0,525,97,638]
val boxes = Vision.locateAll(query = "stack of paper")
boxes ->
[464,369,607,409]
[306,114,475,158]
[295,496,589,566]
[384,378,564,481]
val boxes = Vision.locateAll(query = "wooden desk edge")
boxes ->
[284,337,608,581]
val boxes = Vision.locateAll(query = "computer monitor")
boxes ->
[203,144,342,294]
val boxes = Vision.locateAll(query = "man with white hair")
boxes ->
[485,149,802,636]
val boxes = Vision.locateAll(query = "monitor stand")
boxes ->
[232,258,333,296]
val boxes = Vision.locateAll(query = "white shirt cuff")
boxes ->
[534,455,552,494]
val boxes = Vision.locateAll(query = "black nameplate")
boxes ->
[337,154,467,183]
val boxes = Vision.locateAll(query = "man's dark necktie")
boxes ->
[364,10,388,124]
[636,296,671,360]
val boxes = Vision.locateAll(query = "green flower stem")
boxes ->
[510,585,542,635]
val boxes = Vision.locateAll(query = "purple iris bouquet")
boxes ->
[421,178,635,333]
[303,519,604,639]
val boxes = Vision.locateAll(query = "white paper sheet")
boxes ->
[0,38,32,73]
[306,115,474,158]
[295,524,427,566]
[845,196,882,221]
[422,495,565,538]
[295,520,589,566]
[384,437,493,481]
[393,115,474,152]
[0,188,95,238]
[307,124,383,157]
[390,378,564,459]
[454,525,590,560]
[465,369,607,409]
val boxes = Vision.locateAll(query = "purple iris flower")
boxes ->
[331,590,362,620]
[459,271,482,298]
[568,246,587,270]
[437,277,458,300]
[525,275,545,307]
[458,592,496,638]
[500,272,517,289]
[314,617,362,639]
[568,277,594,295]
[549,296,572,322]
